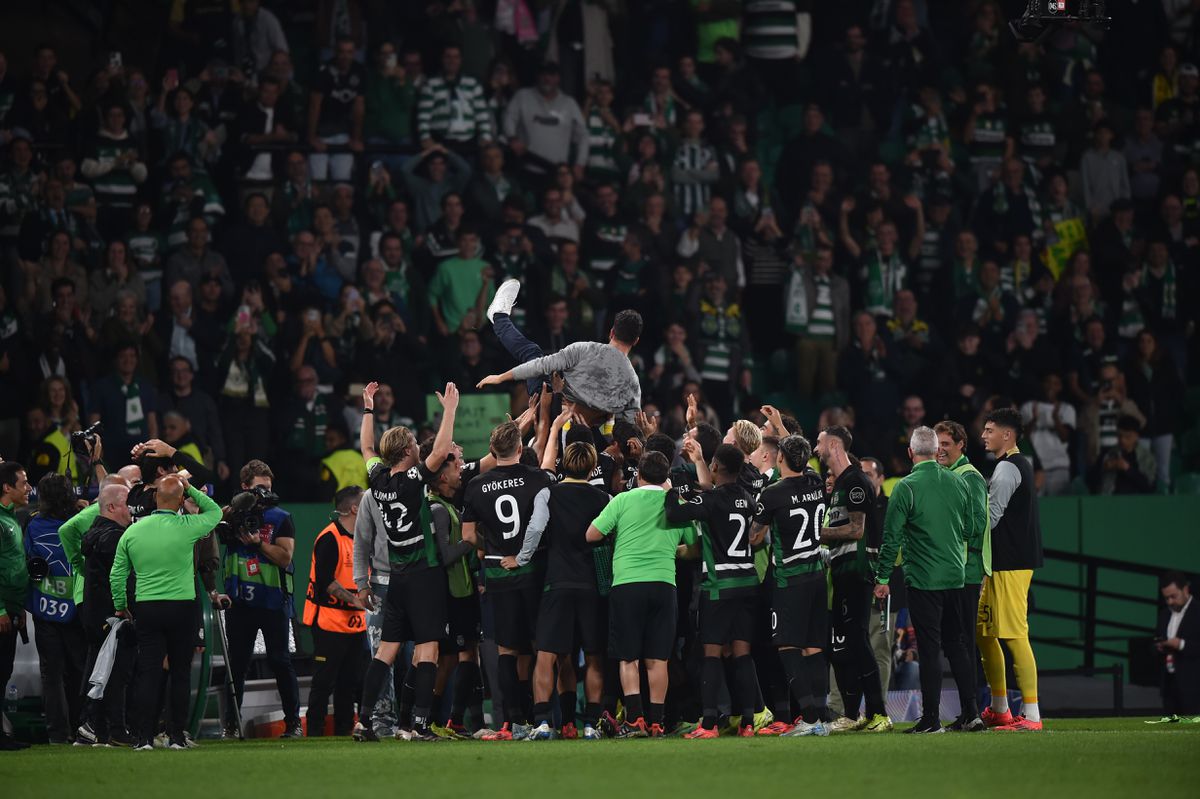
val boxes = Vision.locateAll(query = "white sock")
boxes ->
[1022,702,1040,723]
[990,695,1009,714]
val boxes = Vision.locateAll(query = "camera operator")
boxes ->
[109,473,222,750]
[218,459,302,739]
[78,479,135,747]
[302,486,367,736]
[0,462,33,750]
[126,438,214,521]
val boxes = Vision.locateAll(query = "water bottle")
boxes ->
[4,683,18,717]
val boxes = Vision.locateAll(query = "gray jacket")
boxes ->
[352,490,390,587]
[503,87,589,168]
[511,341,641,421]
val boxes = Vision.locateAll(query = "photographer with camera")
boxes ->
[109,473,222,750]
[218,459,302,739]
[23,474,89,744]
[0,462,33,750]
[302,486,367,736]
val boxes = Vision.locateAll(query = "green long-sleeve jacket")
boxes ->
[876,460,968,591]
[0,502,26,618]
[949,455,991,583]
[58,503,99,606]
[110,486,222,609]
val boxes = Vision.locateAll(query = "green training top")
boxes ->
[58,502,99,605]
[876,460,968,591]
[949,455,992,583]
[591,486,695,588]
[110,486,222,609]
[0,502,26,618]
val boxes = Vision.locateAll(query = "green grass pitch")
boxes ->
[8,718,1199,798]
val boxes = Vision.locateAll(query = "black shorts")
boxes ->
[536,587,604,655]
[490,580,542,651]
[830,572,873,650]
[608,581,677,661]
[699,588,757,646]
[381,567,448,645]
[442,593,481,653]
[771,572,828,649]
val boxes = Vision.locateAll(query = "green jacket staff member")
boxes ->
[0,463,32,751]
[110,474,222,749]
[874,426,979,734]
[586,451,695,737]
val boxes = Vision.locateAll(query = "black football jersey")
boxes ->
[665,482,757,588]
[368,459,436,566]
[754,471,827,579]
[462,463,553,558]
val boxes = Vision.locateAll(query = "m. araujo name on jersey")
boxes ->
[755,474,826,581]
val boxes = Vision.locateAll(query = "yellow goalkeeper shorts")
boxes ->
[977,569,1033,639]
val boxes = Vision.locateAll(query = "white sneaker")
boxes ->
[582,725,602,740]
[486,278,522,323]
[781,720,814,737]
[527,721,554,741]
[394,728,415,741]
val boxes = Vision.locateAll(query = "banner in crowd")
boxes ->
[425,392,512,459]
[1042,217,1088,279]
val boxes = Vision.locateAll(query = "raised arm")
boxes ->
[541,406,572,472]
[424,382,460,473]
[360,381,380,462]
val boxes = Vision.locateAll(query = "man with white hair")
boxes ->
[873,426,977,734]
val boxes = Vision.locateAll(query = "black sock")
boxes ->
[520,679,533,725]
[701,656,722,729]
[859,653,886,718]
[558,691,576,726]
[584,702,602,728]
[498,655,521,725]
[532,701,552,725]
[411,662,437,729]
[360,658,391,728]
[648,702,664,727]
[397,663,415,728]
[809,653,830,722]
[778,649,811,722]
[430,692,444,726]
[451,661,480,726]
[623,693,644,723]
[733,655,757,723]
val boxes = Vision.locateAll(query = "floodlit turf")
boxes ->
[8,718,1199,798]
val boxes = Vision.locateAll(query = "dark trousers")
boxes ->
[492,312,544,399]
[224,604,301,725]
[0,628,16,716]
[132,600,196,742]
[945,583,980,713]
[907,587,978,723]
[84,624,136,739]
[306,628,368,736]
[33,617,87,741]
[830,574,886,718]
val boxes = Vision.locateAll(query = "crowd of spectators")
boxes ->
[0,0,1195,501]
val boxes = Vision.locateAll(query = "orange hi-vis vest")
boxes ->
[302,522,366,633]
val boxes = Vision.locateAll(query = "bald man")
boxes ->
[109,474,221,749]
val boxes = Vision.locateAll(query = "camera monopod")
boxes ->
[212,600,245,740]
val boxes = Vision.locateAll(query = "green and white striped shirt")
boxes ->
[417,75,493,144]
[586,108,621,179]
[807,274,836,339]
[743,1,803,60]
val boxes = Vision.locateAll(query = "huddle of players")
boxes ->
[351,370,900,741]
